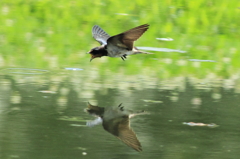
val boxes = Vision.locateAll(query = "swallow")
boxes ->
[88,24,152,61]
[85,102,145,152]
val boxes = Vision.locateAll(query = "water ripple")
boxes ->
[1,68,49,75]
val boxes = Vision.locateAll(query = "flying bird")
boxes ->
[88,24,152,61]
[85,102,145,152]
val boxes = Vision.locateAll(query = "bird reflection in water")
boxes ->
[85,102,145,152]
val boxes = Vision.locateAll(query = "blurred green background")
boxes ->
[1,1,240,158]
[0,0,239,78]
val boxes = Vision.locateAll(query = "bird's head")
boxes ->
[85,102,105,117]
[87,46,107,62]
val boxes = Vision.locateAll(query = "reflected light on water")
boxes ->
[0,68,240,158]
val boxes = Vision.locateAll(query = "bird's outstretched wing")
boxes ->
[107,24,149,50]
[92,25,111,45]
[103,117,142,152]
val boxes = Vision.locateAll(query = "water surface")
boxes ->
[0,1,239,158]
[0,68,240,159]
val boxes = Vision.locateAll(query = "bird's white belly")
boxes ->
[107,44,133,57]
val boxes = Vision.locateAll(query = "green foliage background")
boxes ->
[0,0,239,78]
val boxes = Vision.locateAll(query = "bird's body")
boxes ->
[85,102,144,152]
[107,44,144,58]
[88,24,152,61]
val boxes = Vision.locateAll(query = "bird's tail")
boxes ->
[139,50,153,54]
[133,47,154,55]
[129,110,147,118]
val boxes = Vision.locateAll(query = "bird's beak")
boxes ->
[90,57,94,62]
[89,54,96,62]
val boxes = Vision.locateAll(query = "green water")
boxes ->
[0,1,240,159]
